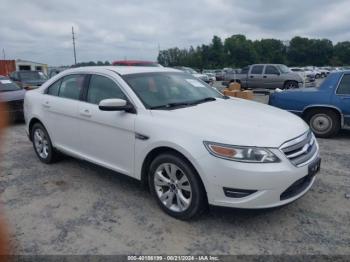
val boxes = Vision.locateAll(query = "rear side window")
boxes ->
[250,65,264,74]
[87,75,127,104]
[59,75,85,100]
[265,66,279,75]
[337,74,350,95]
[47,79,61,96]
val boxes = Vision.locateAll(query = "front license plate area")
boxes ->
[308,158,321,177]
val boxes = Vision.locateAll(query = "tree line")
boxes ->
[157,35,350,69]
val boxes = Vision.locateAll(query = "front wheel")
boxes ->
[305,109,340,138]
[148,153,207,220]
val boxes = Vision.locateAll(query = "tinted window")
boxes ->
[250,65,264,74]
[337,74,350,95]
[47,79,61,96]
[265,66,279,75]
[59,75,85,100]
[87,75,127,104]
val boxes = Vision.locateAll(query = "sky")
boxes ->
[1,0,350,66]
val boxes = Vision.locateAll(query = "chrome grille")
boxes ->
[280,131,318,167]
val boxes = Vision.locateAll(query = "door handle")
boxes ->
[263,76,267,78]
[80,108,92,117]
[250,76,254,78]
[42,101,50,108]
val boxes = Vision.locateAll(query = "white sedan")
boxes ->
[24,66,320,220]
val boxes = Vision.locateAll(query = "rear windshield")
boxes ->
[0,79,21,91]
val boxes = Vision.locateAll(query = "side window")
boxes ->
[337,74,350,95]
[265,66,279,75]
[87,75,127,104]
[47,79,61,96]
[59,74,85,100]
[250,65,264,74]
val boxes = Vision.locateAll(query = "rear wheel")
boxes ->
[305,109,340,138]
[148,153,207,220]
[283,81,298,89]
[31,123,58,163]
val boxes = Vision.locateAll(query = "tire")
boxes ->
[148,153,207,220]
[31,123,58,163]
[305,109,340,138]
[283,81,298,89]
[315,74,320,79]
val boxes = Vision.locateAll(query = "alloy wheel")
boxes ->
[153,163,192,212]
[33,128,49,159]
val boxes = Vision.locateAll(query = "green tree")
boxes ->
[224,35,257,67]
[333,41,350,65]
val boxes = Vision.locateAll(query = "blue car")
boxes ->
[269,71,350,138]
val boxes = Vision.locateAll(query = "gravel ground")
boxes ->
[0,114,349,255]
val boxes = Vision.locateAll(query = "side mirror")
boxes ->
[99,98,135,113]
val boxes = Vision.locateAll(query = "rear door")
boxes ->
[263,65,281,89]
[247,65,265,89]
[332,74,350,126]
[45,74,87,154]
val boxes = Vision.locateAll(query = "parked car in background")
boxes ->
[0,76,25,121]
[112,60,161,67]
[214,69,225,81]
[269,71,350,137]
[223,68,241,82]
[290,68,315,82]
[24,66,320,220]
[174,66,210,83]
[305,66,322,79]
[226,64,303,89]
[9,70,48,90]
[48,67,67,78]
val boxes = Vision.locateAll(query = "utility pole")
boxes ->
[72,26,77,65]
[2,48,5,60]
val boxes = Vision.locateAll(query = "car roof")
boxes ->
[64,66,181,75]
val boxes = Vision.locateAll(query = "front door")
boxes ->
[263,65,282,89]
[78,74,136,177]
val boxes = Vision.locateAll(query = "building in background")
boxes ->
[0,59,48,76]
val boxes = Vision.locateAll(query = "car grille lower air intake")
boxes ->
[280,130,318,167]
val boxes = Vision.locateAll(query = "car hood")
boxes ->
[150,98,309,148]
[0,89,26,102]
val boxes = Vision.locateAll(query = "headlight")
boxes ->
[203,141,280,163]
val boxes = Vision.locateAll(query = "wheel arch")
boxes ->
[140,146,207,196]
[28,117,45,141]
[302,105,344,127]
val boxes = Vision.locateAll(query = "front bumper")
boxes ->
[196,148,319,209]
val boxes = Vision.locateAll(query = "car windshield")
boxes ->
[277,65,291,73]
[0,78,21,91]
[19,71,47,81]
[123,72,223,109]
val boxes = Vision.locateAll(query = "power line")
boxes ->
[72,26,77,65]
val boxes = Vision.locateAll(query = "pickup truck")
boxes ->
[226,64,303,90]
[269,71,350,138]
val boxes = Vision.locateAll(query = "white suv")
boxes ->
[24,66,321,220]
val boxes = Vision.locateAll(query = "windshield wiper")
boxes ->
[189,97,216,105]
[149,102,192,110]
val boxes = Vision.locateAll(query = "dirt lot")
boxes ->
[0,122,349,255]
